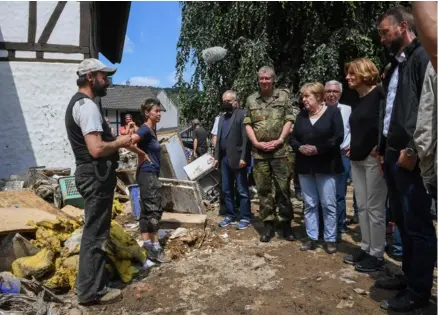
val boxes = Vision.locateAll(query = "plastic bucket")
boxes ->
[127,184,140,220]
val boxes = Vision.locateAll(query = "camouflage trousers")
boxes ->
[253,158,293,222]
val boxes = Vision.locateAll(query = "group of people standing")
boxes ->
[210,5,437,313]
[63,3,436,312]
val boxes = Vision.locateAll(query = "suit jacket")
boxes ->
[214,108,251,169]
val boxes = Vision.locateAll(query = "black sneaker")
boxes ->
[344,248,368,265]
[354,255,384,273]
[300,239,316,251]
[375,274,407,291]
[147,246,171,263]
[380,289,429,312]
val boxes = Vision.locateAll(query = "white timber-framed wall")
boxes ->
[0,1,95,179]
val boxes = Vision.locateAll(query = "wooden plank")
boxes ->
[0,208,57,234]
[79,2,91,47]
[28,1,37,43]
[60,205,83,218]
[160,212,207,229]
[0,191,68,218]
[0,42,89,54]
[0,57,82,64]
[37,1,67,44]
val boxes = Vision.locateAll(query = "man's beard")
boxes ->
[92,79,108,97]
[388,34,404,55]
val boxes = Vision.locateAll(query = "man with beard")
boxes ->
[244,66,296,242]
[65,58,133,305]
[376,7,437,312]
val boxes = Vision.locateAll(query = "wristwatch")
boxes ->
[406,148,416,157]
[279,137,284,143]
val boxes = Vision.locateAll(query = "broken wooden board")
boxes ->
[60,205,83,218]
[0,208,57,234]
[39,168,71,177]
[0,191,68,218]
[161,212,207,229]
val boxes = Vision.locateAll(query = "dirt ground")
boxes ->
[90,189,437,315]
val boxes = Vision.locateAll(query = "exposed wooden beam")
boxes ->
[79,2,91,47]
[28,1,37,43]
[0,42,89,54]
[37,1,67,44]
[0,57,81,64]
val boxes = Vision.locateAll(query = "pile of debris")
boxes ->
[163,227,224,260]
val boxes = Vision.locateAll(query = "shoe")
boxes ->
[375,275,407,291]
[147,246,171,263]
[344,248,368,265]
[300,239,316,251]
[79,288,122,305]
[280,221,296,241]
[260,222,275,243]
[380,289,429,312]
[325,242,337,254]
[355,255,384,273]
[237,219,251,230]
[346,215,358,225]
[219,216,234,228]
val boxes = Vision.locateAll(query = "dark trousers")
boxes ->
[384,150,437,299]
[221,157,251,221]
[136,171,163,233]
[75,162,116,303]
[336,153,351,232]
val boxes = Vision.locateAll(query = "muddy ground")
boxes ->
[91,190,437,315]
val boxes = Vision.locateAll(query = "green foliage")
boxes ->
[176,1,409,131]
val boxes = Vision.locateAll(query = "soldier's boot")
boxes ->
[260,221,275,243]
[281,221,296,242]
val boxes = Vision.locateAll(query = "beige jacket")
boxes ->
[414,62,437,193]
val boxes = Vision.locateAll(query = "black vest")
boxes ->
[65,92,119,166]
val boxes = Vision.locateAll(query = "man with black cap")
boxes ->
[65,58,133,305]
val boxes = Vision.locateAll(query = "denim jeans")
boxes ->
[74,162,116,303]
[299,174,337,242]
[384,149,437,299]
[336,153,350,232]
[221,157,251,221]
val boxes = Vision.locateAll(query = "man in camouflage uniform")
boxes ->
[243,66,296,243]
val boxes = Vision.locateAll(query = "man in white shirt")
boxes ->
[325,80,354,235]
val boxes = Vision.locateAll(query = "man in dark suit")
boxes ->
[215,90,252,230]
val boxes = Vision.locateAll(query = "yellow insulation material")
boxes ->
[12,248,54,279]
[12,214,146,290]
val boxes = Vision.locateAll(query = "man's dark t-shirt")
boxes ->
[193,126,208,156]
[136,125,161,173]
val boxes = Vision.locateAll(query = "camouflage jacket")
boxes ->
[243,88,296,159]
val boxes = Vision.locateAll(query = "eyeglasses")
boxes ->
[325,90,340,94]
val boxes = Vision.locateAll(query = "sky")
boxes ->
[99,1,192,88]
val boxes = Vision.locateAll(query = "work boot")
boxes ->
[280,221,296,241]
[79,288,122,306]
[260,221,275,243]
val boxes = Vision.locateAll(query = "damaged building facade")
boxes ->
[0,1,131,179]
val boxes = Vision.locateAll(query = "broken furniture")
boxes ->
[183,153,221,203]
